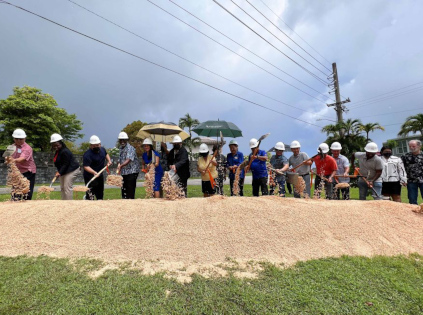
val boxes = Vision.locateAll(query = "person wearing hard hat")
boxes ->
[168,135,190,197]
[8,129,36,200]
[380,145,407,202]
[117,131,140,199]
[51,133,81,200]
[312,143,338,199]
[141,138,164,198]
[213,144,227,195]
[351,142,383,200]
[82,135,112,200]
[226,140,245,196]
[330,142,350,200]
[401,140,423,204]
[245,138,268,197]
[269,142,289,196]
[197,143,218,197]
[288,140,312,198]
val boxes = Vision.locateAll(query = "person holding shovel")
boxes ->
[269,142,289,197]
[197,143,218,197]
[82,135,112,200]
[117,131,140,199]
[312,143,337,200]
[351,142,383,200]
[330,142,350,200]
[245,138,268,197]
[288,140,312,198]
[213,144,226,195]
[226,140,245,196]
[168,135,190,197]
[141,138,164,198]
[51,133,81,200]
[8,128,36,200]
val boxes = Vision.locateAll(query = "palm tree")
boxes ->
[398,113,423,137]
[179,113,200,161]
[341,118,362,136]
[359,122,385,141]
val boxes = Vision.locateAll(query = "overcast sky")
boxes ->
[1,0,422,156]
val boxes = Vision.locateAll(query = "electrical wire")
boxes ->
[1,1,324,128]
[213,0,329,85]
[63,0,332,119]
[244,0,331,72]
[357,107,423,119]
[258,0,331,65]
[151,0,332,102]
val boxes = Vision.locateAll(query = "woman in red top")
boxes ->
[8,129,37,200]
[312,143,337,199]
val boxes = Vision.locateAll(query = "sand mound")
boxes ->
[0,197,422,282]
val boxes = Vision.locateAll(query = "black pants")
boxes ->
[315,176,334,199]
[14,171,36,201]
[334,187,350,200]
[252,177,268,197]
[286,182,292,194]
[122,173,138,199]
[178,178,188,197]
[84,175,104,200]
[230,177,244,196]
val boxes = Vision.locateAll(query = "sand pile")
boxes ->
[0,197,422,282]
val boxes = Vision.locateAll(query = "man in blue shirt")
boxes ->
[83,135,112,200]
[245,138,268,197]
[226,140,245,196]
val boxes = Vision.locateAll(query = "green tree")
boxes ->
[0,86,83,151]
[398,113,423,137]
[179,113,200,161]
[359,122,385,141]
[121,120,147,156]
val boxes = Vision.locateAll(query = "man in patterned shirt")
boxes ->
[117,131,140,199]
[401,139,423,204]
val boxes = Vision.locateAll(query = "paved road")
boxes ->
[0,176,253,194]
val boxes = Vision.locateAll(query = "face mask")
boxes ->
[383,153,392,158]
[92,147,100,153]
[366,153,375,159]
[200,152,208,157]
[173,144,181,150]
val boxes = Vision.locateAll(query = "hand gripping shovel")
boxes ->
[245,133,270,172]
[354,167,388,200]
[86,165,108,188]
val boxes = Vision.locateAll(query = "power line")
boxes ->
[244,0,331,72]
[153,0,332,102]
[349,86,423,110]
[1,1,324,128]
[358,107,423,119]
[258,0,331,65]
[213,0,329,85]
[350,81,423,106]
[64,0,332,119]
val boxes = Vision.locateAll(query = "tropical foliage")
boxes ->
[179,113,201,161]
[398,113,423,137]
[359,123,385,141]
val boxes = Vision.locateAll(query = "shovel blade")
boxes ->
[286,172,299,185]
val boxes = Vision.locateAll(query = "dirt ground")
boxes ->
[1,197,422,282]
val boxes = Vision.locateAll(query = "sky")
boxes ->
[1,0,422,156]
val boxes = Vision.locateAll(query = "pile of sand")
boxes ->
[0,197,422,282]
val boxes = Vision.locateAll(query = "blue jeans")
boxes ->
[270,178,286,196]
[407,182,423,204]
[358,180,382,200]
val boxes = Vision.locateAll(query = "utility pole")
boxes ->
[327,63,350,124]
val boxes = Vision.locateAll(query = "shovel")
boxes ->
[85,165,108,188]
[2,144,16,161]
[354,167,388,200]
[245,133,270,172]
[49,176,58,188]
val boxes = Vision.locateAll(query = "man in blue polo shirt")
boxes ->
[226,140,245,196]
[83,135,112,200]
[245,138,268,197]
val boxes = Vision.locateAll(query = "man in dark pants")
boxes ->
[117,132,140,199]
[168,135,190,197]
[226,140,245,196]
[245,138,268,197]
[83,135,112,200]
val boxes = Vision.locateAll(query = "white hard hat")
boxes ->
[12,128,27,138]
[50,133,63,143]
[330,142,342,150]
[275,142,285,151]
[199,143,209,153]
[171,135,182,143]
[318,143,330,154]
[118,132,129,140]
[249,138,259,149]
[290,140,301,149]
[364,142,378,153]
[143,138,153,145]
[89,135,101,145]
[229,140,238,146]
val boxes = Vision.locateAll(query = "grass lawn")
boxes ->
[0,254,422,314]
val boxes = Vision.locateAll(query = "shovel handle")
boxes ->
[49,176,58,187]
[86,165,108,187]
